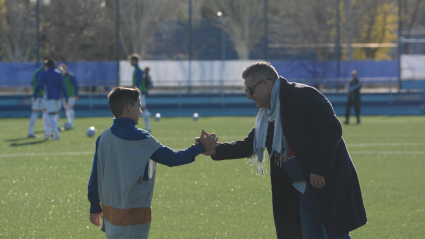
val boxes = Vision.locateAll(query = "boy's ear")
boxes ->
[125,104,131,113]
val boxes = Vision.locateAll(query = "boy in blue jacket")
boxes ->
[88,87,217,238]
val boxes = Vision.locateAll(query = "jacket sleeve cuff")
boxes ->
[90,202,102,214]
[210,145,226,161]
[191,143,205,156]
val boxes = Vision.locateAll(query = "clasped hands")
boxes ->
[195,129,326,189]
[195,129,220,156]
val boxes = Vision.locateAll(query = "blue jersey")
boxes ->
[34,67,68,101]
[132,65,145,93]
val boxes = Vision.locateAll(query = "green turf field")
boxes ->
[1,116,424,238]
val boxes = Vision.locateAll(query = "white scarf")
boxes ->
[246,78,289,176]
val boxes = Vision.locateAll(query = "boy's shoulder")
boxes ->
[105,125,158,142]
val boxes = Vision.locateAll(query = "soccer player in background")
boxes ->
[34,59,68,140]
[59,63,79,128]
[87,87,217,238]
[129,53,151,132]
[144,67,153,96]
[27,62,49,138]
[344,70,362,124]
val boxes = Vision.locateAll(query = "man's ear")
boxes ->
[264,79,274,92]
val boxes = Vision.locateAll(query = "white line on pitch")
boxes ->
[348,143,425,147]
[351,151,425,155]
[1,149,425,158]
[0,151,93,158]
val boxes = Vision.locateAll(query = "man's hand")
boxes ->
[198,129,218,152]
[310,173,326,189]
[89,212,103,227]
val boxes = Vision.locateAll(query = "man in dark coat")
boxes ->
[344,70,362,124]
[205,62,367,239]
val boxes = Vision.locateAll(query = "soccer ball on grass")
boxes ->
[86,126,96,137]
[192,113,199,121]
[155,113,161,121]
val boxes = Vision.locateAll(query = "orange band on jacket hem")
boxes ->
[101,204,151,226]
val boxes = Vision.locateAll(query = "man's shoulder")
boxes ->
[285,81,316,93]
[282,81,324,102]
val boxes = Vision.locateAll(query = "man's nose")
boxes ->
[247,93,252,99]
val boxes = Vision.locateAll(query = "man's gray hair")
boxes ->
[242,62,278,80]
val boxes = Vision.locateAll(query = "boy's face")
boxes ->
[127,97,142,124]
[130,59,137,67]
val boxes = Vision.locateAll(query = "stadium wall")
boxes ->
[0,59,420,88]
[119,60,401,87]
[0,92,424,118]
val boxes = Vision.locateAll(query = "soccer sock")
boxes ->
[55,113,60,125]
[50,114,59,138]
[42,111,49,132]
[28,112,38,135]
[144,109,151,117]
[69,108,75,125]
[45,114,54,138]
[142,112,151,131]
[66,108,72,125]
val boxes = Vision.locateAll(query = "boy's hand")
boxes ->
[195,136,221,156]
[198,129,218,152]
[89,212,103,227]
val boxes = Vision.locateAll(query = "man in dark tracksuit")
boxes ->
[344,70,362,124]
[206,62,367,239]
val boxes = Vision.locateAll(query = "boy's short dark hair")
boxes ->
[242,62,278,81]
[128,53,140,62]
[45,59,56,68]
[108,87,141,118]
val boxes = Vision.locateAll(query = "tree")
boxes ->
[118,0,180,59]
[272,0,336,61]
[200,0,266,60]
[401,0,425,53]
[40,0,113,61]
[0,0,36,62]
[353,0,398,60]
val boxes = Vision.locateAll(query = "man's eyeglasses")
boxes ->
[245,78,273,95]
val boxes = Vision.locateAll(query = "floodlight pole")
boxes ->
[264,0,268,61]
[221,19,225,61]
[336,0,341,92]
[36,0,40,68]
[116,0,120,86]
[398,0,402,91]
[188,0,192,93]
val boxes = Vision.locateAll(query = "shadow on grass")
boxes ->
[10,139,48,147]
[5,130,46,142]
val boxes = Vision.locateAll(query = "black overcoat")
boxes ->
[212,77,367,239]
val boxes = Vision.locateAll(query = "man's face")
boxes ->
[128,97,142,124]
[244,76,272,109]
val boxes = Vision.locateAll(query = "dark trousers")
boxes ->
[270,160,302,239]
[345,100,360,123]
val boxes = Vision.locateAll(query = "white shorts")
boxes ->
[140,95,147,107]
[31,97,45,111]
[63,97,76,108]
[44,99,62,113]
